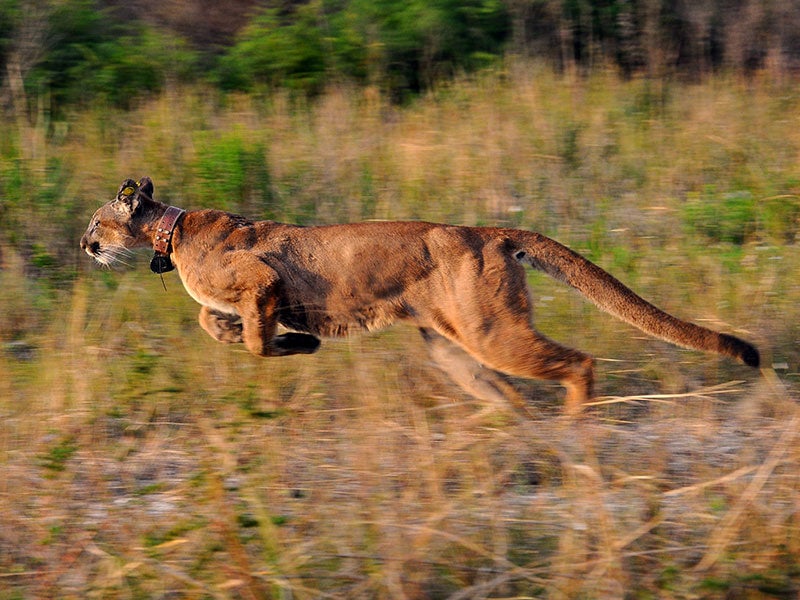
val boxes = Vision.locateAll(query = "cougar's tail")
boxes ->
[513,231,760,368]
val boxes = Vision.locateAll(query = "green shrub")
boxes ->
[23,0,198,110]
[761,193,800,244]
[215,5,328,94]
[216,0,510,97]
[681,187,757,244]
[191,133,274,216]
[39,436,78,472]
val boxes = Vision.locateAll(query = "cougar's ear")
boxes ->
[137,176,154,200]
[114,178,141,214]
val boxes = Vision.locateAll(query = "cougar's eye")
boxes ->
[91,219,100,233]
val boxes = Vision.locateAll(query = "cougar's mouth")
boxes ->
[80,238,133,267]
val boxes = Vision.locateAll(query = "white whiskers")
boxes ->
[93,245,135,268]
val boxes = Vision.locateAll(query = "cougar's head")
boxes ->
[80,177,156,266]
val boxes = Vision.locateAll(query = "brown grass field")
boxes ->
[1,63,800,598]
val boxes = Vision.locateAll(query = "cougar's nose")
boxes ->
[80,235,99,255]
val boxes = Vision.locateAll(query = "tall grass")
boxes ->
[1,62,799,597]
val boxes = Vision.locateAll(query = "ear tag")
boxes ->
[122,186,136,196]
[150,252,174,274]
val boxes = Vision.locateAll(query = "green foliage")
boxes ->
[680,186,800,245]
[0,0,18,67]
[217,0,510,97]
[0,154,81,293]
[190,132,274,216]
[39,436,78,472]
[344,0,510,93]
[5,0,800,110]
[216,5,328,93]
[762,193,800,244]
[18,0,198,110]
[682,187,758,245]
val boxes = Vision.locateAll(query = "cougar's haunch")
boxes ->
[81,177,760,415]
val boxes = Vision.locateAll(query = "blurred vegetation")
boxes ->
[1,62,797,379]
[4,0,800,112]
[215,0,510,97]
[1,0,798,372]
[1,0,511,107]
[2,1,800,597]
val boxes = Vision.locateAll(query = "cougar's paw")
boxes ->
[271,333,321,355]
[200,309,244,344]
[217,323,244,344]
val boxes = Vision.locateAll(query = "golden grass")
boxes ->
[2,62,800,597]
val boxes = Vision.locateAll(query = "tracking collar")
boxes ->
[150,206,185,274]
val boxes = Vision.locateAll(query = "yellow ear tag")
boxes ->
[122,186,136,196]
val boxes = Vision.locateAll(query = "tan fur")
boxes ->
[81,178,760,415]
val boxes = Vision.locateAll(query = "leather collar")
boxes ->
[153,206,185,254]
[150,206,185,274]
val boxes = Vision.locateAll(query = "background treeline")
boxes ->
[2,0,800,111]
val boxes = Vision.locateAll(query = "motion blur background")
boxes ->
[2,1,800,598]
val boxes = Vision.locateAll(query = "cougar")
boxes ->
[81,177,760,415]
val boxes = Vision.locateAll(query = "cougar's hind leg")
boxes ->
[419,328,533,417]
[465,326,595,417]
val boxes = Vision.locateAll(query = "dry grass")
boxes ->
[2,297,798,598]
[2,62,800,598]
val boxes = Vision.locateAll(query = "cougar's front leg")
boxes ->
[237,285,320,357]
